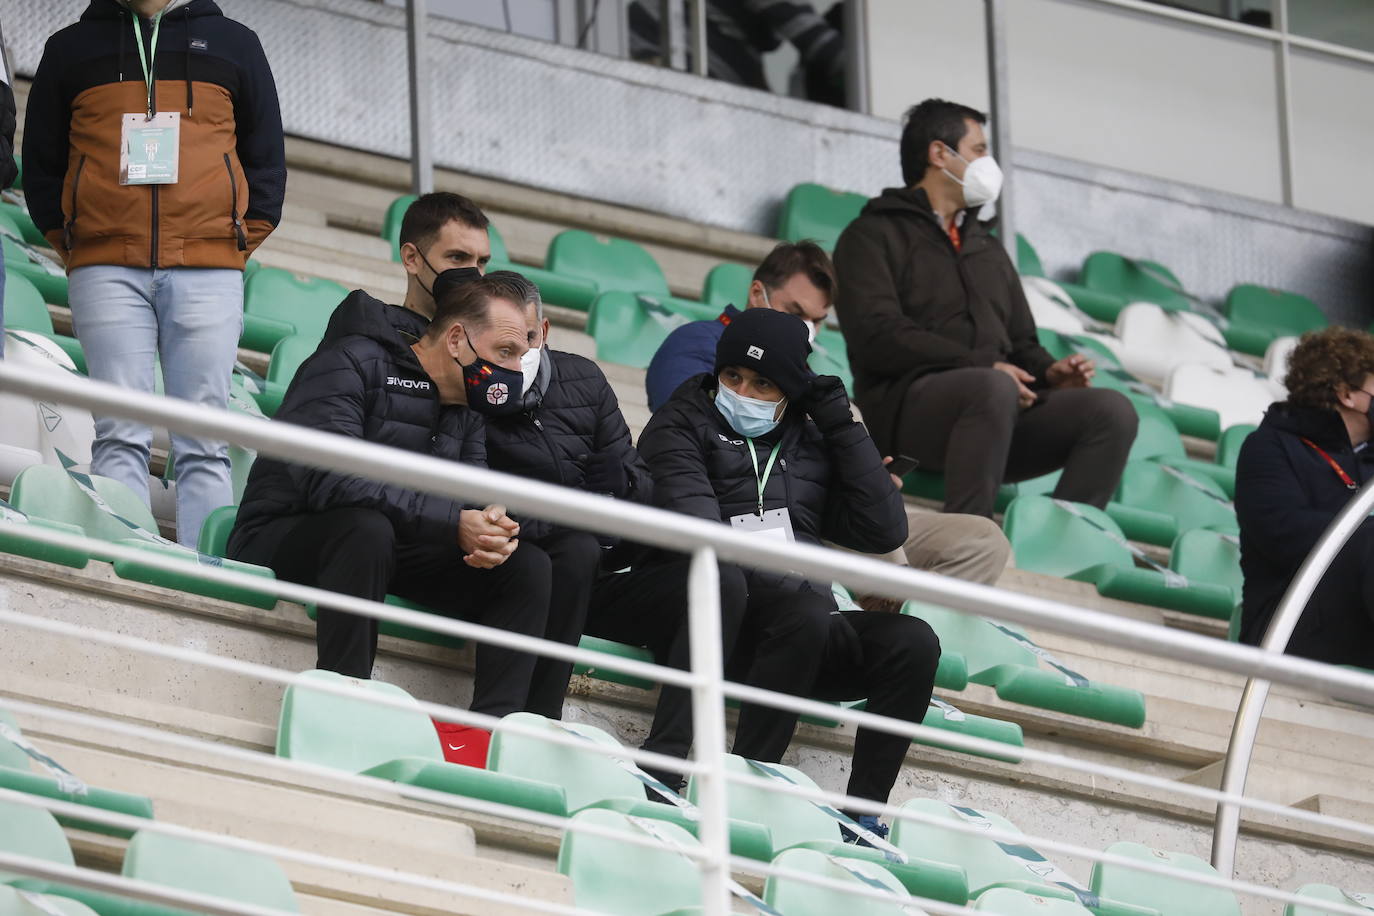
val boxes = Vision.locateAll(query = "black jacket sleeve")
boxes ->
[276,347,464,544]
[0,80,17,191]
[808,384,908,553]
[19,36,70,243]
[638,402,724,524]
[832,219,982,376]
[591,372,655,506]
[233,28,286,253]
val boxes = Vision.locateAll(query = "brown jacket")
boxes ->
[831,187,1054,454]
[23,0,285,271]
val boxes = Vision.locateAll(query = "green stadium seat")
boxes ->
[276,670,566,816]
[686,755,967,903]
[490,712,770,860]
[586,290,717,368]
[0,888,100,916]
[703,262,752,308]
[1217,424,1256,468]
[1286,883,1374,916]
[241,268,348,354]
[904,602,1146,728]
[1,236,68,307]
[1112,460,1236,547]
[976,888,1096,914]
[571,635,656,689]
[0,798,74,891]
[765,847,920,916]
[1003,495,1236,620]
[891,800,1155,916]
[1222,285,1326,357]
[776,183,867,251]
[1090,841,1240,916]
[546,230,666,305]
[3,273,84,371]
[902,471,1018,513]
[382,194,416,261]
[809,326,853,393]
[106,828,299,916]
[1078,253,1192,315]
[0,202,47,249]
[557,809,738,916]
[253,334,319,416]
[9,465,278,609]
[1168,529,1240,619]
[1016,234,1046,278]
[0,713,154,839]
[0,499,92,569]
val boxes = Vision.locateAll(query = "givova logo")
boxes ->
[387,376,432,391]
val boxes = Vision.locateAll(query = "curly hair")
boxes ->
[1284,327,1374,410]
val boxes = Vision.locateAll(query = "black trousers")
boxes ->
[894,367,1138,518]
[233,506,551,718]
[524,528,604,720]
[587,559,941,803]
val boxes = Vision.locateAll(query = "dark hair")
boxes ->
[753,240,837,304]
[428,274,528,337]
[899,98,987,186]
[1285,327,1374,411]
[399,192,490,254]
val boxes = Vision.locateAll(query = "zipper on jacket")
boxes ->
[224,153,248,251]
[150,185,159,268]
[530,413,568,485]
[63,155,87,251]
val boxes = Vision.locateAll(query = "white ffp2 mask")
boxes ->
[943,146,1004,208]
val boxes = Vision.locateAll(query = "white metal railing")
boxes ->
[1,364,1373,914]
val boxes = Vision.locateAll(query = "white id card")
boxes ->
[730,508,795,542]
[120,112,181,185]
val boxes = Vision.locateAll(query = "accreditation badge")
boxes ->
[120,112,181,185]
[729,507,796,543]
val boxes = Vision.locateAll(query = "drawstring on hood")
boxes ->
[111,0,197,114]
[184,6,193,116]
[117,8,126,80]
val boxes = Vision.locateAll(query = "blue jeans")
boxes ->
[68,265,243,547]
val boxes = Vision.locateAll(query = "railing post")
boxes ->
[843,0,871,114]
[984,0,1016,261]
[687,0,708,77]
[405,0,434,195]
[1210,477,1374,876]
[687,546,730,914]
[1273,0,1296,206]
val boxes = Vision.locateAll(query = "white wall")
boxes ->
[867,0,1372,226]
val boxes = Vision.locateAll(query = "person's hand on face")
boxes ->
[1045,354,1095,389]
[992,361,1037,408]
[458,504,520,568]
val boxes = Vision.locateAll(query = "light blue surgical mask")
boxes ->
[715,384,785,438]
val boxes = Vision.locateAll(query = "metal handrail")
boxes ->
[1210,476,1374,876]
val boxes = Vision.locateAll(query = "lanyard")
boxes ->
[1301,437,1358,490]
[131,11,164,119]
[745,439,781,518]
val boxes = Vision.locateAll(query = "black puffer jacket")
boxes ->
[484,349,652,529]
[1235,402,1374,664]
[640,374,907,556]
[229,291,482,554]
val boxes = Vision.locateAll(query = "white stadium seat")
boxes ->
[1113,303,1231,386]
[1165,363,1276,431]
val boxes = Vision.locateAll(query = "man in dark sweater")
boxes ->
[832,98,1137,518]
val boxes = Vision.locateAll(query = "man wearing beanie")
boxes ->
[587,308,940,837]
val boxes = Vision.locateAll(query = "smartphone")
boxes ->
[886,455,919,477]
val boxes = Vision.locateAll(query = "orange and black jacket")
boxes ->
[22,0,285,271]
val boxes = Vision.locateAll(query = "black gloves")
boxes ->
[582,451,630,499]
[802,375,853,435]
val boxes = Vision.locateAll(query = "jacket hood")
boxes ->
[1260,401,1354,450]
[86,0,218,20]
[860,185,990,226]
[322,290,430,363]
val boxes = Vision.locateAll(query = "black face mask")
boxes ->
[455,333,525,417]
[415,249,481,303]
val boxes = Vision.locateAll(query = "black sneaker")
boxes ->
[642,768,687,804]
[843,814,891,847]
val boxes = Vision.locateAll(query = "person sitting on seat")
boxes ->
[648,239,1010,586]
[588,307,940,837]
[1235,327,1374,667]
[228,275,552,720]
[482,271,654,719]
[832,98,1137,518]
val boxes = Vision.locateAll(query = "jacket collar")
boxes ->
[1261,401,1359,452]
[87,0,217,20]
[860,186,993,249]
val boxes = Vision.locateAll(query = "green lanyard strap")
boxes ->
[745,439,782,518]
[131,11,164,119]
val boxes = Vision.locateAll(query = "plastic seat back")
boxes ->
[488,712,639,812]
[244,269,349,342]
[267,335,320,387]
[1169,528,1241,594]
[546,230,666,297]
[382,194,416,261]
[1114,303,1231,385]
[1017,234,1046,278]
[1225,285,1326,337]
[1080,252,1192,312]
[904,602,1035,679]
[1164,365,1273,433]
[4,273,54,335]
[890,798,1035,897]
[1002,496,1132,579]
[1116,461,1235,534]
[776,183,867,250]
[0,709,31,771]
[1129,403,1185,462]
[975,888,1093,914]
[687,755,835,851]
[0,798,75,887]
[10,465,157,543]
[765,847,917,916]
[122,829,299,914]
[557,808,703,916]
[702,262,752,308]
[1263,335,1299,383]
[197,506,238,558]
[275,670,443,772]
[1286,883,1374,916]
[1216,424,1257,468]
[1091,842,1240,916]
[0,888,100,916]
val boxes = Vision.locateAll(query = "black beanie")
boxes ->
[713,307,813,401]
